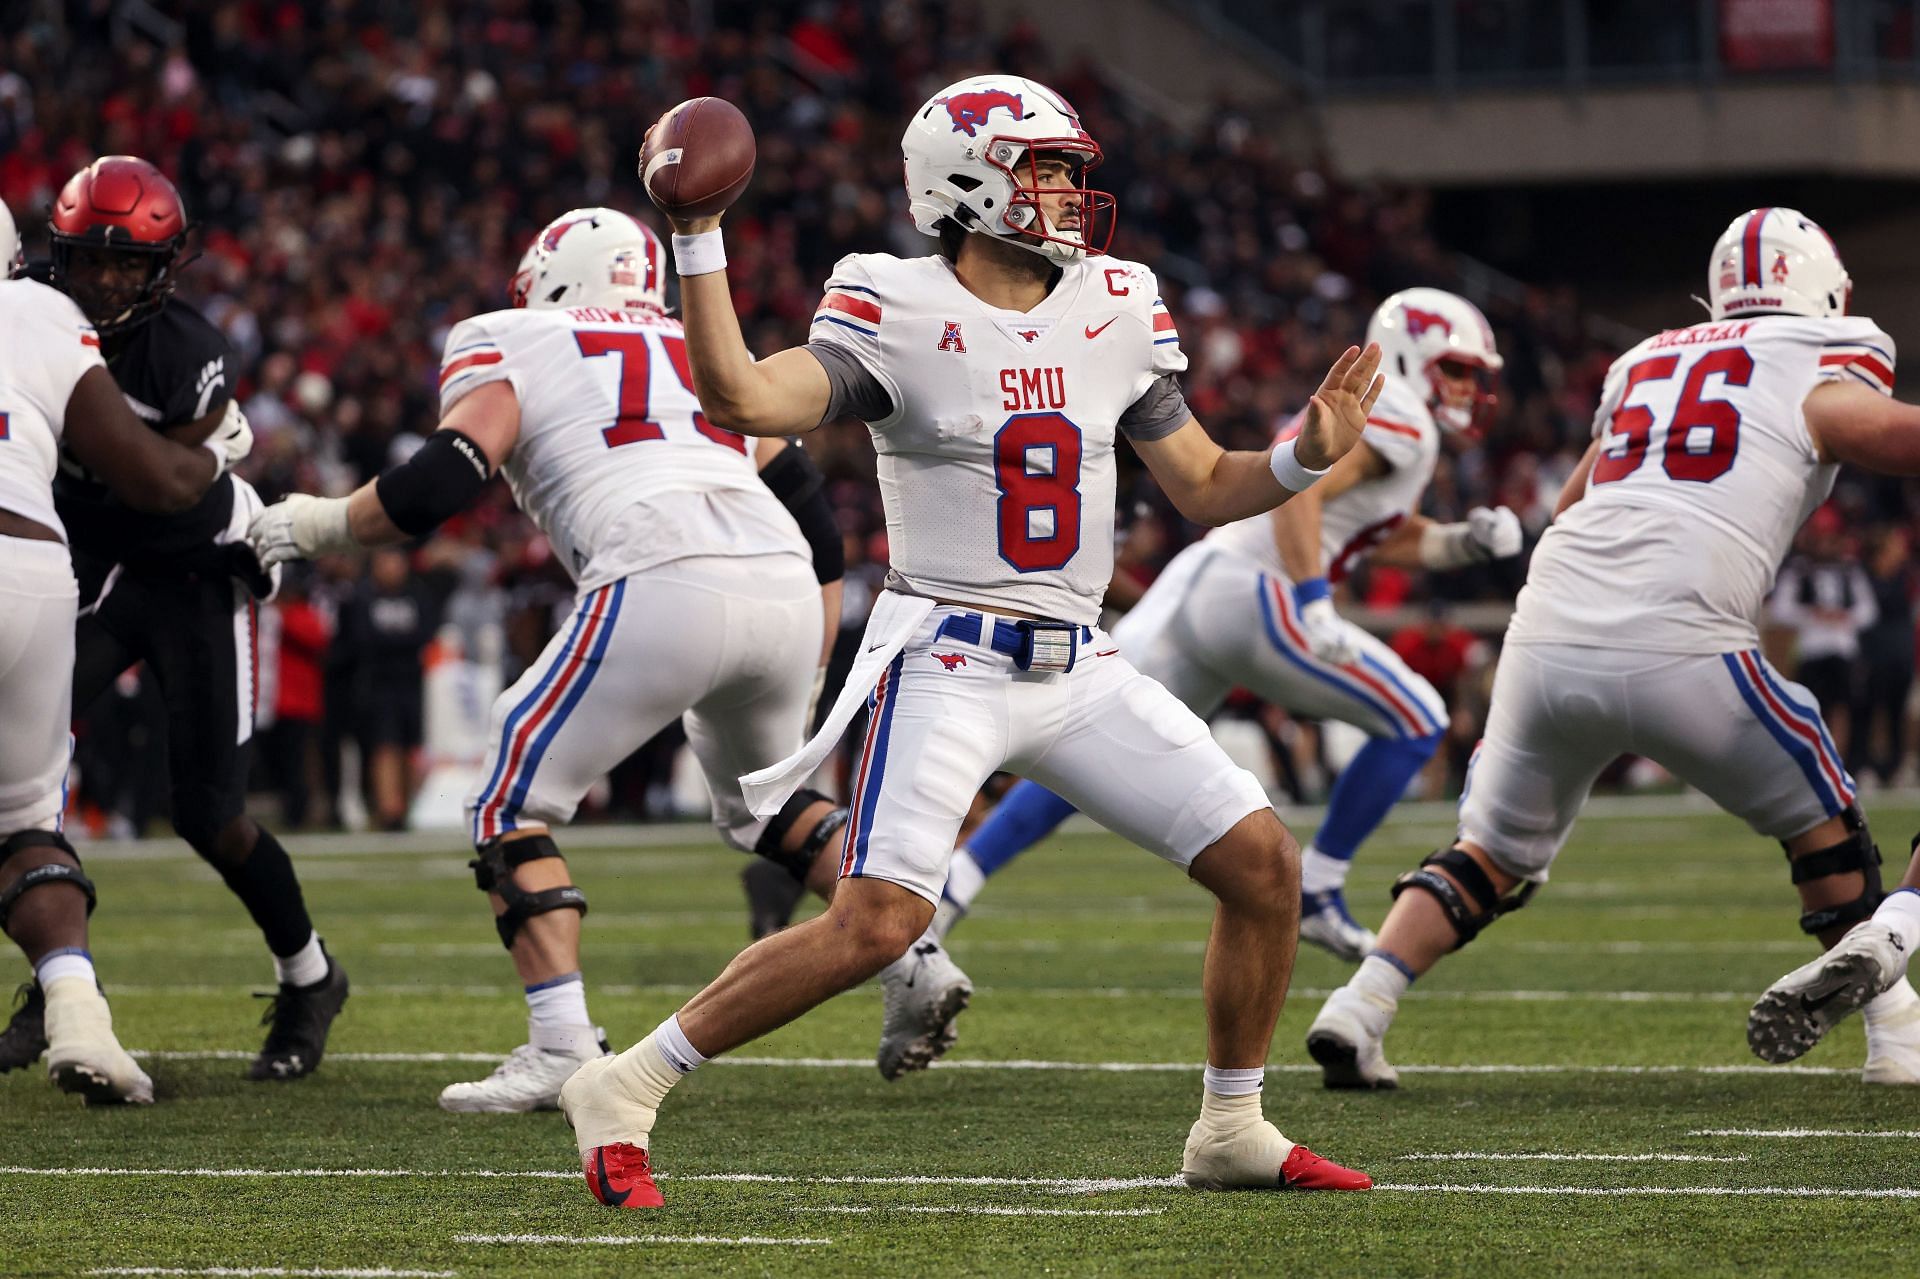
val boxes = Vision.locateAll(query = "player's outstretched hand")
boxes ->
[1298,596,1359,667]
[206,399,254,476]
[1298,343,1384,472]
[1466,505,1525,560]
[248,494,353,568]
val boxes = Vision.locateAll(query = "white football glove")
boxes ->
[1298,596,1358,668]
[248,493,356,568]
[203,399,254,477]
[1466,505,1524,561]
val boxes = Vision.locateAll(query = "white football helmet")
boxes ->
[1708,207,1850,321]
[902,73,1111,265]
[510,207,665,313]
[1365,287,1503,434]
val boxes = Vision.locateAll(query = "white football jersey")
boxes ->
[1206,373,1439,582]
[809,252,1185,624]
[1509,313,1896,653]
[439,305,808,591]
[0,278,105,540]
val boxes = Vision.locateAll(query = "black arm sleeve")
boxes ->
[760,442,844,584]
[1117,374,1192,442]
[806,341,896,425]
[374,429,493,537]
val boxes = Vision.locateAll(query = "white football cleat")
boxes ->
[1305,985,1400,1090]
[1749,922,1908,1065]
[42,975,153,1105]
[1299,890,1377,963]
[876,937,972,1080]
[439,1034,608,1113]
[1863,984,1920,1086]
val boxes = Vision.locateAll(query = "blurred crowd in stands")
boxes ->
[7,0,1918,832]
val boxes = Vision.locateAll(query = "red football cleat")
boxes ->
[581,1143,665,1208]
[1280,1145,1372,1191]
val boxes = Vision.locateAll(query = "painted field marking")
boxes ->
[87,1269,455,1278]
[798,1206,1164,1216]
[0,1166,1176,1192]
[453,1234,829,1247]
[109,1052,1855,1077]
[1398,1153,1749,1163]
[1690,1128,1920,1139]
[1372,1183,1920,1199]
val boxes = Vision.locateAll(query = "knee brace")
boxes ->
[1389,846,1536,952]
[470,834,587,949]
[0,831,96,932]
[1785,806,1884,936]
[753,789,849,882]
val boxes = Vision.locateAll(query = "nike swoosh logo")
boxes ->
[1084,318,1116,340]
[1800,987,1843,1015]
[593,1149,632,1206]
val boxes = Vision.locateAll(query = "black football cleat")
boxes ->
[0,981,49,1073]
[249,950,349,1081]
[742,859,806,940]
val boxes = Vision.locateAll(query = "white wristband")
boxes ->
[1418,521,1481,570]
[1269,436,1331,493]
[671,230,727,277]
[201,440,229,479]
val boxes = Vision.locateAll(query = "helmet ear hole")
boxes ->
[947,174,981,192]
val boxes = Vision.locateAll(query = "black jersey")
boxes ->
[33,263,237,563]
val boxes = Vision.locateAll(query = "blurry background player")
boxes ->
[917,289,1522,1040]
[0,199,249,1103]
[1309,209,1920,1091]
[0,157,347,1084]
[250,207,847,1114]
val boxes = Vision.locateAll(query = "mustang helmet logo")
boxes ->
[540,215,596,253]
[933,90,1024,137]
[1403,307,1452,339]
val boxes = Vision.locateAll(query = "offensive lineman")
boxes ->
[0,200,249,1102]
[916,288,1520,1019]
[0,157,347,1084]
[1308,208,1920,1090]
[249,208,849,1113]
[557,75,1382,1208]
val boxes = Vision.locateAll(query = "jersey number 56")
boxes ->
[1593,347,1753,486]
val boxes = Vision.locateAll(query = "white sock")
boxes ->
[1300,847,1352,895]
[1350,953,1413,1009]
[526,973,597,1055]
[652,1012,708,1074]
[944,849,987,912]
[274,932,329,988]
[930,897,966,942]
[1874,889,1920,956]
[1203,1063,1265,1097]
[35,947,96,989]
[1864,976,1920,1027]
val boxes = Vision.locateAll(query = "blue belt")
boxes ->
[934,612,1093,673]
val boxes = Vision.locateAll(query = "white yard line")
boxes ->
[0,1166,1178,1192]
[797,1206,1163,1216]
[1397,1153,1747,1163]
[1372,1183,1920,1198]
[87,1270,455,1278]
[1690,1128,1920,1139]
[452,1234,829,1246]
[112,1050,1851,1076]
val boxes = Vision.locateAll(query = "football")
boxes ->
[640,96,756,220]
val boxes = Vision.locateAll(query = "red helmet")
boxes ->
[50,156,191,334]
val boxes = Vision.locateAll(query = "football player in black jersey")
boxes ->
[0,157,348,1082]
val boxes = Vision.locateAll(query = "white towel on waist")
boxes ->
[740,590,936,818]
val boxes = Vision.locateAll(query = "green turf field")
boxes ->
[5,801,1918,1278]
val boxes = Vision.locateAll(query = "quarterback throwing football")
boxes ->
[558,75,1385,1206]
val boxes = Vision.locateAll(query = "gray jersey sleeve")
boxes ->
[807,341,897,426]
[1118,373,1193,442]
